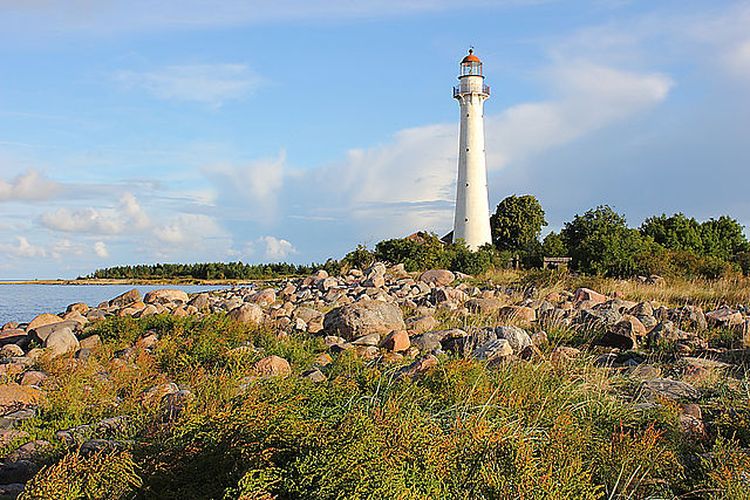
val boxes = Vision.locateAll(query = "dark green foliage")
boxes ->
[374,233,506,274]
[374,233,447,272]
[561,206,654,277]
[342,244,375,270]
[86,260,341,281]
[490,194,547,252]
[641,213,704,253]
[734,251,750,276]
[699,216,749,260]
[542,231,568,257]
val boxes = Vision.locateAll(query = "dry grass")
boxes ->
[477,269,750,308]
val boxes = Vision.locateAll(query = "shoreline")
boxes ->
[0,278,258,286]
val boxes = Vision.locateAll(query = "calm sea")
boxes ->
[0,284,232,325]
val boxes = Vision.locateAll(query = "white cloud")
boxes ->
[50,239,86,259]
[94,241,109,258]
[153,214,225,245]
[120,192,150,229]
[0,169,61,202]
[40,207,123,234]
[0,236,46,258]
[114,64,262,107]
[39,193,152,235]
[290,62,672,238]
[260,235,296,260]
[204,152,286,222]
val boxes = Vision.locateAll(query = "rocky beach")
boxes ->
[0,264,748,497]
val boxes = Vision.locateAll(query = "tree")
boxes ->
[640,213,703,253]
[561,205,651,277]
[699,216,749,260]
[542,232,567,257]
[489,195,547,252]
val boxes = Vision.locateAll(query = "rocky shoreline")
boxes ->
[0,263,749,496]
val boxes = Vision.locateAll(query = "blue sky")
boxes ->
[1,0,749,279]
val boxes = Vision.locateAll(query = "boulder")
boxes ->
[27,313,63,331]
[302,369,327,383]
[398,355,438,378]
[249,288,277,307]
[473,338,513,361]
[0,329,27,348]
[79,335,102,350]
[380,330,410,352]
[499,306,536,323]
[613,315,648,339]
[0,460,38,484]
[405,315,439,334]
[323,301,405,340]
[573,288,607,304]
[705,306,743,328]
[44,327,80,358]
[144,289,189,304]
[29,320,80,343]
[253,355,291,379]
[0,344,24,357]
[641,378,699,401]
[0,384,43,414]
[550,346,580,363]
[189,293,211,311]
[465,298,503,315]
[494,326,532,354]
[411,329,463,352]
[228,304,264,325]
[419,269,455,287]
[109,288,142,308]
[431,288,469,306]
[66,302,90,314]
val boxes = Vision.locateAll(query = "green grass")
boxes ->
[12,313,750,499]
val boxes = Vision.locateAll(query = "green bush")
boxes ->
[20,451,141,500]
[373,233,504,275]
[561,206,654,277]
[342,244,375,271]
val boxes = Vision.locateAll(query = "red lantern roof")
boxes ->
[461,49,481,64]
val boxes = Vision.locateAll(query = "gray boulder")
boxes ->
[323,301,405,340]
[494,326,532,354]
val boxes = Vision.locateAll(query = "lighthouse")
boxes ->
[452,49,492,250]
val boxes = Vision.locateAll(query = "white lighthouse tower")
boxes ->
[452,49,492,250]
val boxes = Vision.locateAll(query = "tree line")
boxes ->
[353,195,750,278]
[88,195,750,280]
[85,260,340,281]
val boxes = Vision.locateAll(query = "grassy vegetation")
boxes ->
[472,268,750,308]
[6,307,750,499]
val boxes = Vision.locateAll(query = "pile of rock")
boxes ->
[1,264,749,495]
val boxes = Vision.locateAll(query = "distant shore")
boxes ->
[0,278,258,286]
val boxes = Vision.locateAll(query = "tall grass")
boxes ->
[11,313,750,499]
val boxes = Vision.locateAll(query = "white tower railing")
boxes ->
[452,49,492,250]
